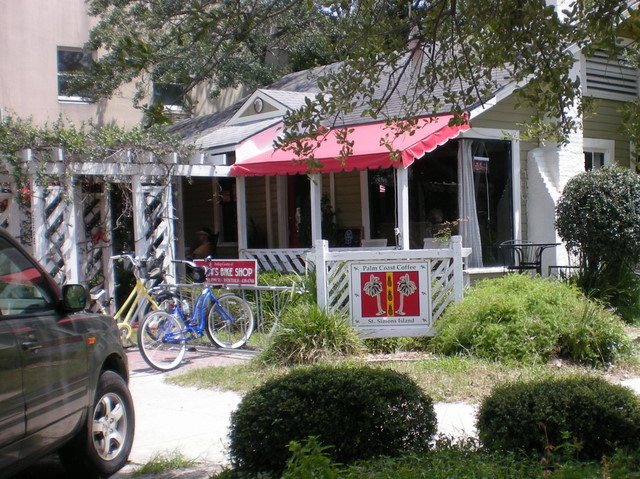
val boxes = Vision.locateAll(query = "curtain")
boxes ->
[458,139,483,268]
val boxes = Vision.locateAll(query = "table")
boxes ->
[499,241,560,276]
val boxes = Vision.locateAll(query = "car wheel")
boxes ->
[60,370,135,478]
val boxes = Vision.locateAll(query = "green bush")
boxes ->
[259,301,364,366]
[430,274,632,366]
[477,375,640,460]
[555,166,640,322]
[228,364,437,475]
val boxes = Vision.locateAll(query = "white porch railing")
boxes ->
[240,248,311,274]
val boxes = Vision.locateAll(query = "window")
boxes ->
[57,48,93,101]
[152,83,185,111]
[0,237,55,315]
[583,138,614,171]
[583,47,639,101]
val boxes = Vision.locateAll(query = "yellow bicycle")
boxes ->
[93,254,175,344]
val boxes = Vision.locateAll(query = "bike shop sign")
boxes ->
[349,261,432,337]
[195,259,258,286]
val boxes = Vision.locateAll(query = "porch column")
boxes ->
[236,176,248,253]
[63,174,81,283]
[360,171,371,239]
[265,176,274,248]
[310,173,322,243]
[396,167,410,250]
[132,175,148,258]
[277,176,288,247]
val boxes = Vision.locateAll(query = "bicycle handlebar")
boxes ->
[172,259,198,268]
[110,254,137,265]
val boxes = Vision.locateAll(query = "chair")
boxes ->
[361,238,387,247]
[499,240,558,276]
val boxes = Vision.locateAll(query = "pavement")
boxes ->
[14,345,640,479]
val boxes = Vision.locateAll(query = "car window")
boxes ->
[0,238,56,315]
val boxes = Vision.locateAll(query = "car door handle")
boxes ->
[22,339,42,351]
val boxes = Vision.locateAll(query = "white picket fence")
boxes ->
[242,236,471,338]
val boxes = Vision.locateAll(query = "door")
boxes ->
[0,237,88,452]
[0,316,23,468]
[287,176,310,247]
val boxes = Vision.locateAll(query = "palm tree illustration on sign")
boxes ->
[395,273,417,315]
[363,274,386,316]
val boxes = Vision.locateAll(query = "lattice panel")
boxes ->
[41,185,69,283]
[80,181,110,292]
[430,257,456,322]
[142,183,174,280]
[0,192,13,231]
[0,177,31,246]
[326,260,351,317]
[241,248,310,273]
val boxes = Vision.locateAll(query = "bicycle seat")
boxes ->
[191,266,206,283]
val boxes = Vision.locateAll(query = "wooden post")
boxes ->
[63,174,81,283]
[236,176,248,253]
[396,167,410,250]
[132,175,148,257]
[314,239,329,308]
[310,173,322,243]
[451,235,464,301]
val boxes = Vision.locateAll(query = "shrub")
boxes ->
[259,301,364,366]
[228,364,437,475]
[430,274,632,366]
[477,375,640,460]
[555,166,640,321]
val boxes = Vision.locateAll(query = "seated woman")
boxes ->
[187,227,216,259]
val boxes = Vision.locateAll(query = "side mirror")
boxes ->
[62,284,88,311]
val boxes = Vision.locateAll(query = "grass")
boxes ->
[130,451,197,477]
[167,352,640,403]
[212,437,640,478]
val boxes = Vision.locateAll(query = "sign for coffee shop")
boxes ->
[350,261,432,337]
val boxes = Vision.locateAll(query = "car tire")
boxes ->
[60,370,135,478]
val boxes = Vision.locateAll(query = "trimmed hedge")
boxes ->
[477,375,640,460]
[228,364,436,475]
[430,274,632,365]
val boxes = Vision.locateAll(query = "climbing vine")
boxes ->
[0,114,192,187]
[0,114,193,208]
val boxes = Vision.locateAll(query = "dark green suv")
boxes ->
[0,230,134,478]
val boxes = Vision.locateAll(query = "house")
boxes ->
[165,44,636,279]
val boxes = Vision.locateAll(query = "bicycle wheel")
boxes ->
[206,294,255,349]
[138,311,187,371]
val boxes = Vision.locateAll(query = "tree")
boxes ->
[80,0,636,143]
[77,0,353,119]
[555,166,640,321]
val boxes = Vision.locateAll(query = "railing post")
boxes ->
[315,239,329,309]
[451,235,464,301]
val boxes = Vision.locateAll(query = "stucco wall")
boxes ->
[0,0,143,127]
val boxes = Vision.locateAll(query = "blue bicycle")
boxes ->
[137,262,255,371]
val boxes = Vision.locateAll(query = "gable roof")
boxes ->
[167,59,514,153]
